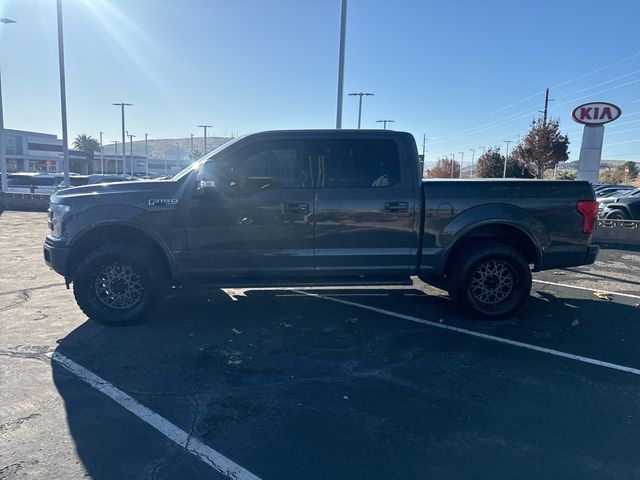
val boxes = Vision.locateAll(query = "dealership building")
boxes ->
[3,128,190,177]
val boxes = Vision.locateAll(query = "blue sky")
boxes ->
[1,0,640,165]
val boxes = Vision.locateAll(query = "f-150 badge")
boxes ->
[148,198,179,206]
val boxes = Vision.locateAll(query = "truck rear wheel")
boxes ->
[448,242,531,319]
[73,244,165,325]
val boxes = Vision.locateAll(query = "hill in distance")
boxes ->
[100,136,233,160]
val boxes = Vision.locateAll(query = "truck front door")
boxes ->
[185,139,314,278]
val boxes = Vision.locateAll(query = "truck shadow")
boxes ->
[51,288,640,479]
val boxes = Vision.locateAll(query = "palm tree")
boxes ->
[72,134,100,174]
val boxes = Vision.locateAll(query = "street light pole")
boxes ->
[55,2,70,187]
[198,125,212,154]
[99,131,104,174]
[113,140,119,174]
[348,92,374,128]
[458,152,464,178]
[113,102,132,175]
[503,140,512,178]
[175,143,180,171]
[450,153,455,178]
[376,119,394,130]
[469,148,475,178]
[145,133,149,178]
[335,0,348,129]
[126,132,135,176]
[190,133,194,152]
[0,17,16,193]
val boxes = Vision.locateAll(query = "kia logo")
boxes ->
[571,102,621,125]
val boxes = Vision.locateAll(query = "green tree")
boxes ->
[189,149,203,162]
[620,161,638,179]
[72,134,100,174]
[476,147,532,178]
[556,170,576,180]
[427,157,460,178]
[511,118,569,179]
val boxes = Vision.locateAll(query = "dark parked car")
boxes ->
[602,189,640,220]
[44,130,598,324]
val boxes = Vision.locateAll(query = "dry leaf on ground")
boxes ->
[593,291,612,301]
[553,271,567,276]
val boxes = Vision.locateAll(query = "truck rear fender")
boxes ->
[439,204,547,274]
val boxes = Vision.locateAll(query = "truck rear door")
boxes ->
[308,135,420,276]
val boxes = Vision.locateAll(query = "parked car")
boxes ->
[44,130,599,324]
[598,188,640,217]
[56,174,138,190]
[602,190,640,220]
[6,173,64,195]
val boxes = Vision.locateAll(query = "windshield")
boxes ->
[170,136,244,181]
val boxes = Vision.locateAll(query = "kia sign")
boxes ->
[572,102,621,125]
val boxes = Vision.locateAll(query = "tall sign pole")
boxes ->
[335,0,347,129]
[573,102,621,183]
[56,0,70,187]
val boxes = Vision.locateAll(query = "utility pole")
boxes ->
[113,140,119,174]
[348,92,374,128]
[126,132,135,176]
[175,143,180,171]
[458,152,464,178]
[502,140,512,178]
[469,148,475,178]
[421,134,427,179]
[99,131,104,174]
[144,133,149,178]
[541,88,555,127]
[198,125,212,154]
[450,153,455,178]
[190,133,194,152]
[335,0,348,128]
[113,102,132,175]
[376,119,394,130]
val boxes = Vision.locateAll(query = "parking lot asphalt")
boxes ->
[1,210,640,480]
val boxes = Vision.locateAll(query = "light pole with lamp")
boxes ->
[0,17,16,192]
[126,131,135,176]
[113,102,132,175]
[99,131,104,174]
[112,140,119,174]
[144,133,149,178]
[198,125,212,155]
[376,119,394,130]
[503,140,512,178]
[348,92,374,128]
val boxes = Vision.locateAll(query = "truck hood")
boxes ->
[50,180,180,206]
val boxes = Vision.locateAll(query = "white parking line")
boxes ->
[297,291,640,377]
[50,352,262,480]
[533,279,640,300]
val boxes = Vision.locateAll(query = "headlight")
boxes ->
[48,204,71,238]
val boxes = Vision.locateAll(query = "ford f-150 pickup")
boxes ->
[44,130,599,324]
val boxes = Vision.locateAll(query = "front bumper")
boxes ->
[43,237,70,276]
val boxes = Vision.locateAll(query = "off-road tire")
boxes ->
[447,242,532,319]
[73,244,166,325]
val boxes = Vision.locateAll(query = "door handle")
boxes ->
[384,202,409,213]
[284,203,310,215]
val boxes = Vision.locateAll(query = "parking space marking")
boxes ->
[532,279,640,300]
[50,352,262,480]
[297,291,640,377]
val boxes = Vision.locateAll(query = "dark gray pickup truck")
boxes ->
[44,130,599,324]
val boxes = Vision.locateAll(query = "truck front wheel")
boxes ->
[448,242,531,319]
[73,244,165,325]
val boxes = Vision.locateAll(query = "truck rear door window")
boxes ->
[317,139,400,188]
